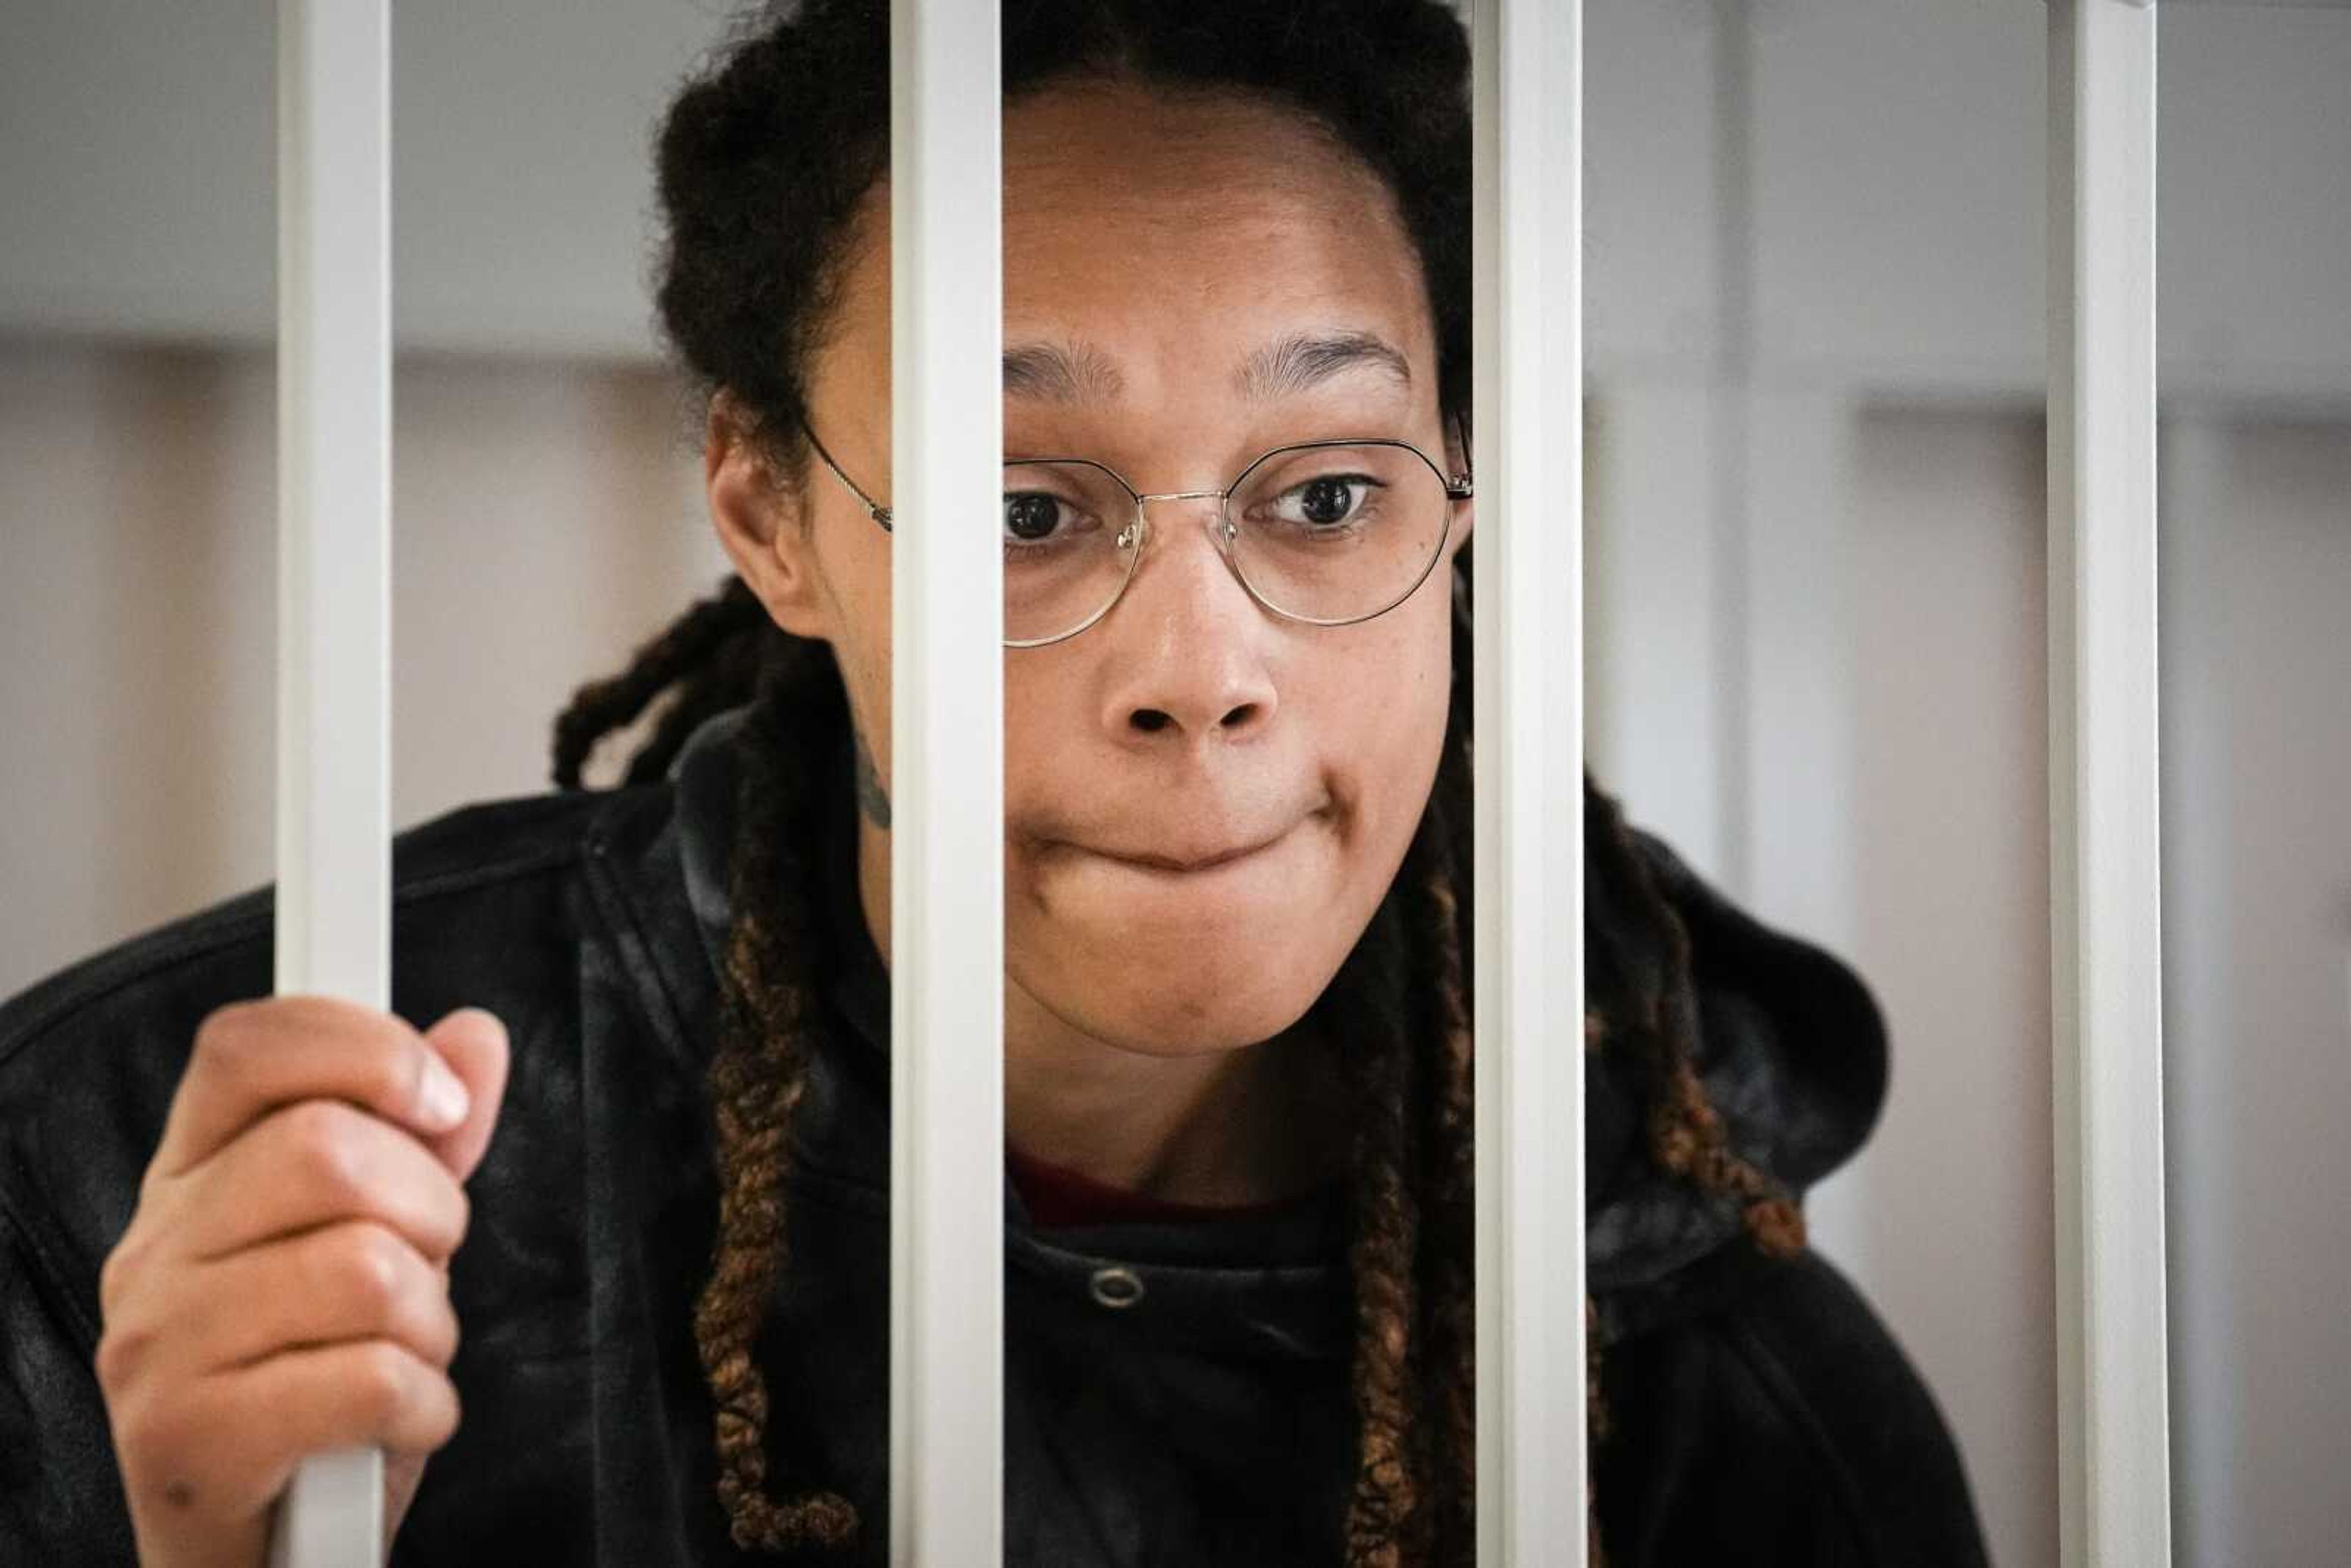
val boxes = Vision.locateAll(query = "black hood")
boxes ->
[671,706,1888,1293]
[1581,814,1889,1289]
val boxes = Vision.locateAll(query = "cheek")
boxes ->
[828,552,897,780]
[830,634,892,785]
[1000,645,1085,814]
[1324,618,1453,882]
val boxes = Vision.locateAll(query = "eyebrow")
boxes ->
[1000,329,1414,405]
[1002,340,1127,403]
[1237,329,1414,402]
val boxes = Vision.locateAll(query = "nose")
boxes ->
[1095,500,1280,747]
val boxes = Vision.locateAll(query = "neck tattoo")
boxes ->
[853,725,891,830]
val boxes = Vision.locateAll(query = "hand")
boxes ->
[94,999,510,1568]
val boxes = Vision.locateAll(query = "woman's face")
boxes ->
[713,78,1471,1059]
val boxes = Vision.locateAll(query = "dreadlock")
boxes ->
[549,1,1806,1559]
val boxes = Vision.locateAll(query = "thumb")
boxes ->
[417,1007,511,1185]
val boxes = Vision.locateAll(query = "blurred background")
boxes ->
[2,2,2345,1564]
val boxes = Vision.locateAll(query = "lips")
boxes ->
[1090,828,1289,874]
[1065,805,1327,874]
[1028,793,1330,876]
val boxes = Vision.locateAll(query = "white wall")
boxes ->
[1581,7,2351,1568]
[1591,381,2351,1568]
[0,340,722,996]
[0,0,725,356]
[2161,414,2351,1568]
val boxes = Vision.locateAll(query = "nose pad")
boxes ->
[1128,494,1245,590]
[1200,508,1240,569]
[1098,494,1258,640]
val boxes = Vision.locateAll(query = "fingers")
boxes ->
[110,1340,460,1529]
[157,1096,473,1267]
[97,1219,459,1408]
[100,997,506,1565]
[415,1007,511,1185]
[152,997,476,1184]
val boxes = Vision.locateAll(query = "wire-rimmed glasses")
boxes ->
[802,419,1474,648]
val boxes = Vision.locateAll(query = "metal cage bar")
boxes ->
[2047,3,2173,1566]
[268,0,392,1563]
[887,1,1005,1563]
[1472,1,1588,1564]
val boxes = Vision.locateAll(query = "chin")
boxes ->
[1074,1000,1311,1060]
[1008,814,1362,1051]
[1023,936,1330,1057]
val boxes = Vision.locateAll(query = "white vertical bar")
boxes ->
[1472,1,1584,1565]
[2047,4,2172,1567]
[888,1,1003,1564]
[269,0,391,1564]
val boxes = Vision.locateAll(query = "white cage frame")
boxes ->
[264,1,2170,1564]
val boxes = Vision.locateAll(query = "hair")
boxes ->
[552,1,1805,1561]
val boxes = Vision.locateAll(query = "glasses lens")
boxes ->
[1226,444,1452,623]
[1002,459,1141,643]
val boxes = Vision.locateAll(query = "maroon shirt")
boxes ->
[1004,1143,1322,1228]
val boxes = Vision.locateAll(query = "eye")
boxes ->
[1269,474,1379,531]
[1005,492,1065,543]
[1002,490,1109,556]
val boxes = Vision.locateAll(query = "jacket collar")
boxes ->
[645,703,1888,1310]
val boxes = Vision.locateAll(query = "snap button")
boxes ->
[1087,1265,1145,1310]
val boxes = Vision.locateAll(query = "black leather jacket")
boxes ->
[0,710,1990,1565]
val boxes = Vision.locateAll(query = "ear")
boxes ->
[1442,420,1475,558]
[705,392,834,640]
[1446,492,1475,560]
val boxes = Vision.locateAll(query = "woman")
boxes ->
[0,1,1989,1563]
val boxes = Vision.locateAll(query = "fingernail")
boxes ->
[419,1051,471,1130]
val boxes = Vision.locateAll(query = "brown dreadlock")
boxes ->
[550,565,1801,1565]
[552,2,1806,1559]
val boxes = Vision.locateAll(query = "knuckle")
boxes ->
[286,1100,368,1199]
[191,998,257,1057]
[107,1392,154,1460]
[429,1378,463,1446]
[408,1169,467,1258]
[444,1181,473,1248]
[96,1229,161,1341]
[96,1236,136,1318]
[399,1369,462,1453]
[358,1034,422,1119]
[190,1002,261,1087]
[109,1382,178,1467]
[93,1321,146,1392]
[334,1223,408,1321]
[353,1340,413,1423]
